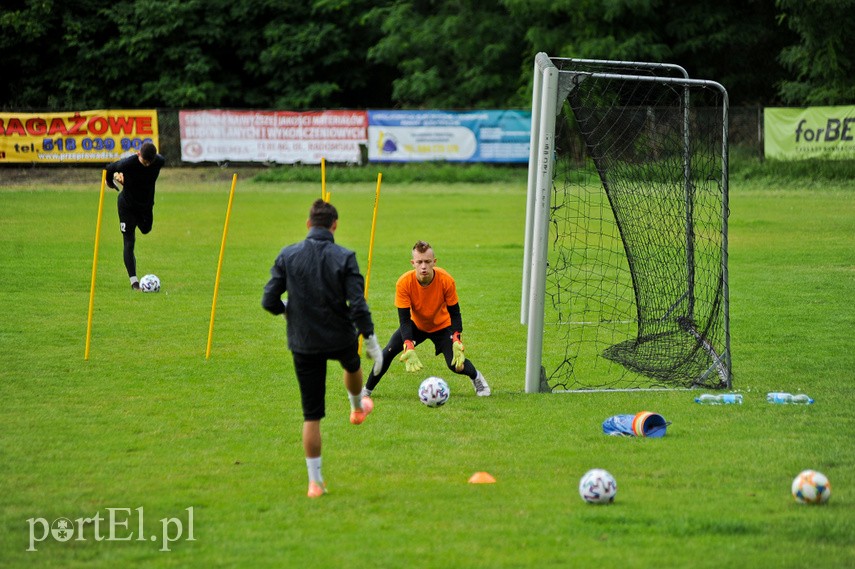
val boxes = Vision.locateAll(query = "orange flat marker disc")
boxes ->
[468,471,496,484]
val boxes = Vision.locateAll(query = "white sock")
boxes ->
[306,457,323,484]
[348,392,362,410]
[130,276,139,285]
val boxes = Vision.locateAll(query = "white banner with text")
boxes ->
[179,110,367,164]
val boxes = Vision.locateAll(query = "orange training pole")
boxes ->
[84,170,107,360]
[206,173,238,359]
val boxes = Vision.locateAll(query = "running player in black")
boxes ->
[262,199,383,498]
[105,142,165,290]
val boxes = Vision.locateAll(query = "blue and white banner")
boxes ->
[367,110,530,163]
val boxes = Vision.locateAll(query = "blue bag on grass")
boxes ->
[602,411,669,438]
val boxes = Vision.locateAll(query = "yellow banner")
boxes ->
[0,110,159,163]
[765,106,855,160]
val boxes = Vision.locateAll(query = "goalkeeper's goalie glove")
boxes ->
[450,331,465,371]
[363,334,384,376]
[399,340,423,372]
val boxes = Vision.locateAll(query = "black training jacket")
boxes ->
[262,226,375,354]
[105,153,165,208]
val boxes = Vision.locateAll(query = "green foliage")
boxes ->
[365,1,528,108]
[0,1,853,116]
[0,170,854,567]
[666,0,794,105]
[775,0,855,105]
[1,0,394,110]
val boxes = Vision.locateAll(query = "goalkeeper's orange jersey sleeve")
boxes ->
[395,267,459,333]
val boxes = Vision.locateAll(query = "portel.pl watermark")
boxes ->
[26,507,195,552]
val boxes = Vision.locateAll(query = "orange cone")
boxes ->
[468,471,496,484]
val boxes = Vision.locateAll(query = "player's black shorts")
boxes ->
[292,342,361,421]
[118,194,153,235]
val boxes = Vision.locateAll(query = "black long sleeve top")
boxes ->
[262,226,375,354]
[105,152,165,208]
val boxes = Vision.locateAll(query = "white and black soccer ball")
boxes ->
[792,469,831,504]
[419,376,450,408]
[139,274,161,293]
[579,468,617,504]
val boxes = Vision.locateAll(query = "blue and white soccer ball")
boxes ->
[419,376,450,408]
[139,274,161,293]
[579,468,617,504]
[792,469,831,504]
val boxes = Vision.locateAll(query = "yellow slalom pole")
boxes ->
[206,173,238,360]
[84,171,108,360]
[321,157,329,202]
[365,172,382,297]
[359,172,383,355]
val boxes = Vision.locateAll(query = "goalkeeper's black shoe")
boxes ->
[471,371,491,397]
[131,282,141,291]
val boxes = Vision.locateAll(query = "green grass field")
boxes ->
[1,167,853,568]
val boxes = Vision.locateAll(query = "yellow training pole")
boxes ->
[84,171,108,360]
[206,173,238,359]
[359,172,383,355]
[365,172,382,297]
[321,157,329,202]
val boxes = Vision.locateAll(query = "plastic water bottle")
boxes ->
[766,392,814,405]
[694,393,743,405]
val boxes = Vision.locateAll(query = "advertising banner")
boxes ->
[0,110,158,163]
[179,110,367,164]
[765,106,855,160]
[367,110,530,163]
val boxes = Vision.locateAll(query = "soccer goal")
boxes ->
[522,53,731,393]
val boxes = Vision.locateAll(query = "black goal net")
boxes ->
[541,68,731,391]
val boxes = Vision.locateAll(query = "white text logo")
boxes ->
[27,507,195,552]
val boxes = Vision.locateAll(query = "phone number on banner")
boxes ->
[40,137,153,152]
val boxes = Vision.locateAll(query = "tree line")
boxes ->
[2,0,852,112]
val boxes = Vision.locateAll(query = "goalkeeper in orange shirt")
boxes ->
[361,240,491,401]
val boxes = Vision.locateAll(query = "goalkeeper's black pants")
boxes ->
[365,326,477,391]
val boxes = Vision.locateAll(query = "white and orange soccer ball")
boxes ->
[791,469,831,504]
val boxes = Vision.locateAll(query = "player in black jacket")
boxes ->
[262,199,383,498]
[105,142,165,290]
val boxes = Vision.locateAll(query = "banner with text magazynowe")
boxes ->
[764,106,855,160]
[367,110,530,163]
[0,110,158,163]
[179,110,367,164]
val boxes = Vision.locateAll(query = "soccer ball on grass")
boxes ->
[139,274,161,293]
[791,469,831,504]
[579,468,617,504]
[418,376,450,408]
